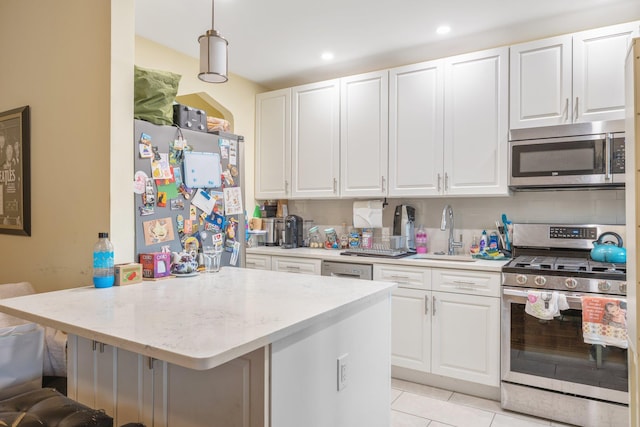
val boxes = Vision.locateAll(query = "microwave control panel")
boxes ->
[612,136,625,173]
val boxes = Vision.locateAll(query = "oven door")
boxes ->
[501,287,628,404]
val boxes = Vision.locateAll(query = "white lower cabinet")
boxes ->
[375,264,501,387]
[391,287,431,372]
[271,256,321,275]
[246,253,321,275]
[68,335,265,427]
[245,254,272,270]
[430,290,500,386]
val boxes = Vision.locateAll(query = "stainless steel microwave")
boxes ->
[509,120,625,190]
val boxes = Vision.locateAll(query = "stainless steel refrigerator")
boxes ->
[133,119,245,269]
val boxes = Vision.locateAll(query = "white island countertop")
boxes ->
[0,267,396,371]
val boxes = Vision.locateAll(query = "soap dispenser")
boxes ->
[479,230,488,252]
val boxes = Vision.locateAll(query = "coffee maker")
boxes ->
[393,205,416,251]
[283,215,303,249]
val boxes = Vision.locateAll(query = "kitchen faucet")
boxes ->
[441,204,463,255]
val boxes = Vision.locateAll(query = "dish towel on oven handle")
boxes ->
[525,291,569,320]
[582,296,628,349]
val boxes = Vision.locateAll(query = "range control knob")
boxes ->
[598,280,611,292]
[534,276,547,287]
[516,275,528,285]
[565,278,578,289]
[620,282,627,294]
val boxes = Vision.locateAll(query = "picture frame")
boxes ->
[0,105,30,236]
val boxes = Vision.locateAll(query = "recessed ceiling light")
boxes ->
[436,25,451,35]
[321,51,334,61]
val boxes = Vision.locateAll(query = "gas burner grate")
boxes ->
[512,256,555,269]
[590,263,626,274]
[555,257,589,272]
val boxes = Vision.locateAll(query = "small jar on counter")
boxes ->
[361,229,373,249]
[308,226,322,248]
[349,228,360,248]
[324,228,339,249]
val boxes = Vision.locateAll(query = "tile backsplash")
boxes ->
[286,189,625,255]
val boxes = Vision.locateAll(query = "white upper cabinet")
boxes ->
[340,70,389,198]
[389,60,444,196]
[510,21,639,129]
[510,36,571,128]
[389,48,508,198]
[291,80,341,198]
[444,47,509,196]
[255,89,291,199]
[573,22,639,123]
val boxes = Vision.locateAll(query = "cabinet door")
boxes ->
[389,60,444,196]
[373,264,431,291]
[391,288,431,372]
[431,291,500,386]
[432,268,501,297]
[272,256,321,275]
[444,47,509,196]
[340,70,389,197]
[573,22,639,123]
[510,35,572,129]
[246,253,272,270]
[69,337,116,416]
[255,89,291,199]
[291,80,340,198]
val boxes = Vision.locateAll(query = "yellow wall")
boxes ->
[135,36,267,214]
[0,0,120,292]
[0,1,265,293]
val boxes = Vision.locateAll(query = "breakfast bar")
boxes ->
[0,268,395,427]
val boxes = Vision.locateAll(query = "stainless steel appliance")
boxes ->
[321,261,373,280]
[501,223,628,427]
[509,120,625,190]
[133,120,246,268]
[263,218,279,246]
[282,215,303,249]
[393,205,416,251]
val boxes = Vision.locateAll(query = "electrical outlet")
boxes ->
[337,353,348,391]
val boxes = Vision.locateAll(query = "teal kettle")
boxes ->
[590,232,626,263]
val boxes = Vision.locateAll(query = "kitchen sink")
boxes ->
[409,253,476,262]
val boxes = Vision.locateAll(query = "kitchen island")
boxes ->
[0,267,395,427]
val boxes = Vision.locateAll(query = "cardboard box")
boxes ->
[139,253,172,279]
[114,263,143,286]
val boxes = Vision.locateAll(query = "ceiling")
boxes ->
[135,0,640,89]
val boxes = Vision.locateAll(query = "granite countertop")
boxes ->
[0,268,395,371]
[247,246,510,272]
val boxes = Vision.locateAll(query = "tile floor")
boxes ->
[390,379,576,427]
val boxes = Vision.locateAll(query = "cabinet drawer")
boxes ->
[373,264,430,290]
[245,254,272,271]
[432,269,500,297]
[272,256,321,275]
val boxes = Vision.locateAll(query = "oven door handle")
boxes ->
[502,288,626,305]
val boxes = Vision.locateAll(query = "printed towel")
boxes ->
[525,291,569,320]
[582,296,628,349]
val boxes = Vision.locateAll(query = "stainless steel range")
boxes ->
[501,223,629,427]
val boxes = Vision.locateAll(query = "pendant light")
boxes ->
[198,0,228,83]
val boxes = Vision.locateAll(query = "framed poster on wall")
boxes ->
[0,105,30,236]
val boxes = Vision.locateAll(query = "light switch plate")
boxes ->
[337,353,348,391]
